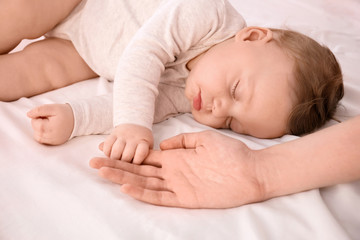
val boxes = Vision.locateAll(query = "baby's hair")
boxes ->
[270,28,344,135]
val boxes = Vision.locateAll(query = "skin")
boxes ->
[185,27,295,138]
[0,0,82,54]
[0,0,97,101]
[90,116,360,209]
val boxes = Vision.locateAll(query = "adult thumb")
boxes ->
[160,131,206,150]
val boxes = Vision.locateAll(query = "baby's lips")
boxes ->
[193,91,202,111]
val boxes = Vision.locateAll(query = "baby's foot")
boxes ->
[27,104,74,145]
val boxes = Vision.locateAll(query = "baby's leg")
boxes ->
[0,0,82,54]
[0,37,98,101]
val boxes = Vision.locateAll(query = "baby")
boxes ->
[1,0,343,164]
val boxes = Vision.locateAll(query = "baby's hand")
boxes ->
[101,124,153,164]
[27,104,74,145]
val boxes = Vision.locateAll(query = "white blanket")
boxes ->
[1,0,359,239]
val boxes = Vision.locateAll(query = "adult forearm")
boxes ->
[258,116,360,200]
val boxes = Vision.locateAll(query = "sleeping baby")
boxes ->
[0,0,343,164]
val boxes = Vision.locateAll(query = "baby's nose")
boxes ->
[212,98,229,117]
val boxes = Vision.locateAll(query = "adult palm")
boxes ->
[90,131,266,209]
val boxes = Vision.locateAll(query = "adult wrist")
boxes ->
[252,148,279,201]
[253,145,296,201]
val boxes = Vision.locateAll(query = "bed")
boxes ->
[1,0,359,239]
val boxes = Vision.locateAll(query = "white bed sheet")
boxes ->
[1,0,359,239]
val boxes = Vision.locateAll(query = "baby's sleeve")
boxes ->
[113,0,234,130]
[67,94,113,139]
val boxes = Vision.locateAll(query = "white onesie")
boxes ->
[47,0,246,138]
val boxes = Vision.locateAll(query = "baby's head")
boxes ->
[185,26,343,138]
[270,28,344,135]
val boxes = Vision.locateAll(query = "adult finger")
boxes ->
[99,167,167,191]
[121,184,181,208]
[142,150,163,167]
[90,157,162,178]
[159,131,210,150]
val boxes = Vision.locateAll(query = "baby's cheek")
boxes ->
[192,111,227,129]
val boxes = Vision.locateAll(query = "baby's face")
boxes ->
[185,28,295,138]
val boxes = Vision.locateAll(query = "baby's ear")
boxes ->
[235,27,273,43]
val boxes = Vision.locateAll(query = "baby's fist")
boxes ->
[27,104,74,145]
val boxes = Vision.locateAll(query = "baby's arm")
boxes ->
[27,104,74,145]
[112,0,240,136]
[27,95,153,164]
[27,94,114,145]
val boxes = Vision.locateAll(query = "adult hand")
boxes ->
[90,130,266,209]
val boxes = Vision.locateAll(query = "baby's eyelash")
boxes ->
[231,80,240,98]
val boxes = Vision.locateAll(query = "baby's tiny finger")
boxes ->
[31,121,48,144]
[31,118,47,132]
[102,135,117,157]
[98,142,104,151]
[110,139,125,160]
[27,106,42,118]
[27,110,35,118]
[121,143,137,163]
[27,104,54,118]
[133,142,150,165]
